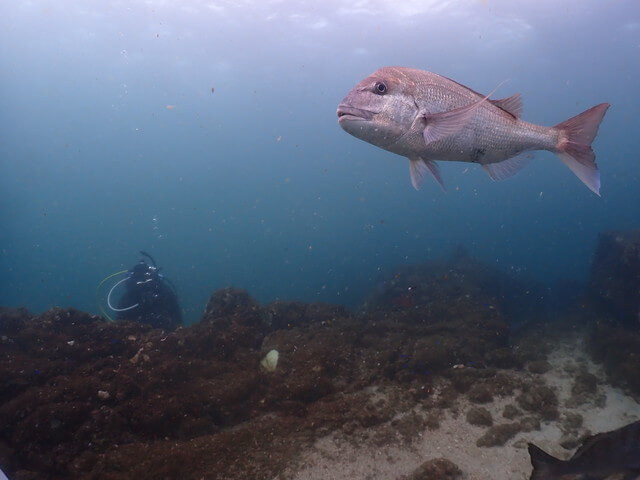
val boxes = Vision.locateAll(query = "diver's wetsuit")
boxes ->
[116,261,182,331]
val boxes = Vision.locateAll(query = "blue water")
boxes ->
[1,1,639,324]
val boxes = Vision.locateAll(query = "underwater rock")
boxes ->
[363,246,542,326]
[566,370,602,407]
[5,275,608,480]
[401,457,462,480]
[203,287,261,321]
[589,323,640,396]
[516,384,559,420]
[0,293,461,479]
[484,347,520,369]
[466,384,494,404]
[423,411,441,430]
[571,370,598,395]
[355,250,553,390]
[390,411,428,444]
[0,305,274,478]
[562,412,584,431]
[526,360,552,374]
[476,422,521,447]
[518,416,541,432]
[511,336,553,365]
[369,308,509,384]
[196,288,269,355]
[590,229,640,326]
[448,367,495,393]
[502,404,522,419]
[262,300,350,330]
[486,372,520,397]
[259,318,357,403]
[0,307,31,334]
[559,432,585,450]
[466,406,493,426]
[558,412,585,450]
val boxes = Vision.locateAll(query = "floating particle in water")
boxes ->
[152,214,164,239]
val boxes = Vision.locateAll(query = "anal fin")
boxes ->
[482,154,532,181]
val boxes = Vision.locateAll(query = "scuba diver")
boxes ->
[100,251,182,330]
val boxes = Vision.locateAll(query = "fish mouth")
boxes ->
[336,104,375,122]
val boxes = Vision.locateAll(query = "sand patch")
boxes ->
[280,335,640,480]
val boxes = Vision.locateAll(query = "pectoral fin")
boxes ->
[422,93,492,145]
[409,157,445,191]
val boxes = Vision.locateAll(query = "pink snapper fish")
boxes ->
[337,67,609,195]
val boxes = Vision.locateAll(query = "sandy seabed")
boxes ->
[282,337,640,480]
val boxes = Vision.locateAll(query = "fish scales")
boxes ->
[394,68,554,162]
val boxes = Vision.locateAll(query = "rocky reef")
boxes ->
[1,241,639,479]
[590,229,640,326]
[0,250,516,480]
[587,229,640,397]
[362,246,541,325]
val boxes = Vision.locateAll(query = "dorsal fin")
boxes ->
[490,93,523,118]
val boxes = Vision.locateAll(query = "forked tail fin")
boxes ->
[554,103,610,196]
[528,443,563,480]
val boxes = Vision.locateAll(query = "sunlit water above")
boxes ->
[1,0,639,323]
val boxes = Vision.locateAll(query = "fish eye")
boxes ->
[374,82,387,95]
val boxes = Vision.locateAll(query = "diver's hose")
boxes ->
[107,277,139,312]
[140,250,157,268]
[96,269,128,321]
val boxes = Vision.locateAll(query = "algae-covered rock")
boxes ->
[561,412,584,433]
[589,324,640,395]
[476,423,521,447]
[203,287,261,320]
[590,229,640,326]
[516,384,559,420]
[262,300,349,330]
[518,416,540,432]
[466,407,493,426]
[527,360,552,374]
[403,457,462,480]
[467,384,494,404]
[571,371,598,396]
[502,404,521,419]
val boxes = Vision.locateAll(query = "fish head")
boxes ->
[337,67,419,149]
